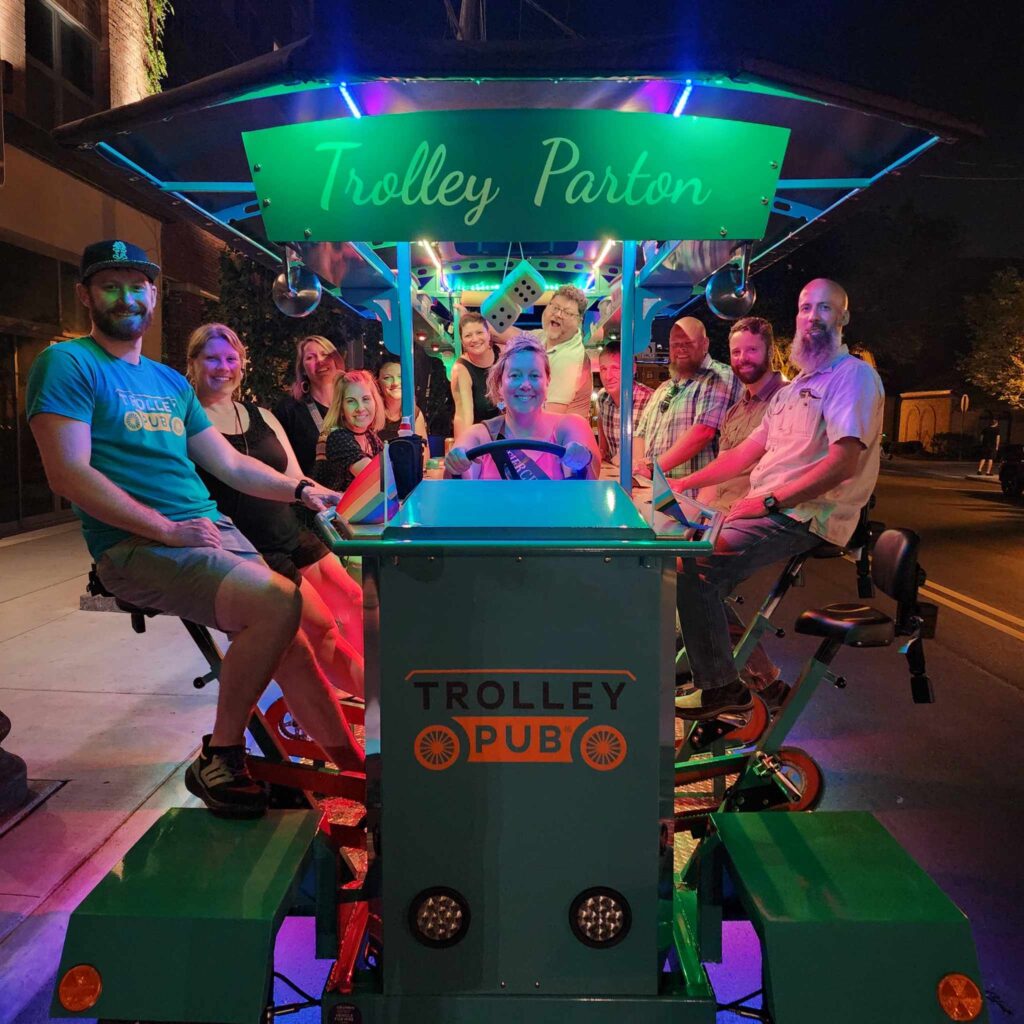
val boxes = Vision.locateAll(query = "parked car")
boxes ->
[998,443,1023,497]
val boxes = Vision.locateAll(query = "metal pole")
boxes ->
[618,241,637,493]
[396,242,415,424]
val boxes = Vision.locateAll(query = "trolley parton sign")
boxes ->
[243,109,789,243]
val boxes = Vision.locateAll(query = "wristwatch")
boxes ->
[762,493,780,512]
[294,479,316,501]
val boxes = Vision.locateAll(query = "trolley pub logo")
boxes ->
[406,670,633,773]
[243,109,789,245]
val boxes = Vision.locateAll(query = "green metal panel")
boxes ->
[369,536,677,997]
[51,808,319,1024]
[322,979,716,1024]
[242,109,788,243]
[713,812,989,1023]
[385,480,653,540]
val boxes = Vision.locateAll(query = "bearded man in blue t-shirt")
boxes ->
[27,240,361,819]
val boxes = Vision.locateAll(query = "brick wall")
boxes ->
[160,221,226,371]
[53,0,100,35]
[103,0,150,107]
[1,0,27,116]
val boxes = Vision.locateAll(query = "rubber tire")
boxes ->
[770,746,825,812]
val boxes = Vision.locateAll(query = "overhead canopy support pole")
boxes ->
[618,241,637,494]
[396,242,416,425]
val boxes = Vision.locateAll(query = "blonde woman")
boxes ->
[273,335,347,476]
[314,370,386,492]
[186,324,365,696]
[445,334,599,480]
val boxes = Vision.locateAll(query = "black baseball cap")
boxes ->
[80,240,161,283]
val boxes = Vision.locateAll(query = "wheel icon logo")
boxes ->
[415,725,460,771]
[581,725,627,771]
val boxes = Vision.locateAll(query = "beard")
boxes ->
[733,357,771,385]
[90,302,154,341]
[791,323,837,371]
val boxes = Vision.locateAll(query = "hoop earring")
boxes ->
[301,379,310,395]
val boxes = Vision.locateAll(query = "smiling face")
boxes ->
[194,334,244,399]
[79,269,156,342]
[378,362,402,408]
[500,349,549,413]
[459,318,493,360]
[301,340,342,389]
[729,329,772,386]
[342,381,377,432]
[598,350,622,398]
[793,278,849,369]
[668,319,709,376]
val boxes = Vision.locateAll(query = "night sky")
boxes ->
[329,0,1024,258]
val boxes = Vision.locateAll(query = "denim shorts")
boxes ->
[96,517,266,631]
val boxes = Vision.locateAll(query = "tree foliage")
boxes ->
[963,268,1024,409]
[202,250,374,406]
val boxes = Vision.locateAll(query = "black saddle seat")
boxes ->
[795,602,894,647]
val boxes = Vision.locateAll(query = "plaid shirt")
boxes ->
[637,355,742,481]
[597,382,655,461]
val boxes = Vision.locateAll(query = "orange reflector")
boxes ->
[58,964,102,1012]
[937,973,983,1021]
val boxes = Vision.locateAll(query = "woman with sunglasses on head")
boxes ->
[314,370,386,493]
[273,335,347,478]
[445,334,599,481]
[186,324,365,701]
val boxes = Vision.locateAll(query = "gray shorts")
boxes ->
[96,517,267,631]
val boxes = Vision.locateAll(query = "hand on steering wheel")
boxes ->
[448,438,590,480]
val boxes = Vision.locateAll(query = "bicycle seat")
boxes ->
[794,603,894,647]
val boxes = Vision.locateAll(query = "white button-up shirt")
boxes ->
[747,346,884,545]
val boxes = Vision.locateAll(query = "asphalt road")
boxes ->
[729,468,1024,1020]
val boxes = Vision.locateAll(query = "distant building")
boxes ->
[0,0,310,535]
[897,389,1020,454]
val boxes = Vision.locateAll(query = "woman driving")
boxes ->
[445,334,599,480]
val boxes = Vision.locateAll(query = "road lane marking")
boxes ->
[919,586,1024,644]
[922,580,1024,629]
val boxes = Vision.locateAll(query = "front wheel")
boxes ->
[769,746,825,812]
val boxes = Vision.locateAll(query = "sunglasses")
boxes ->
[659,381,682,414]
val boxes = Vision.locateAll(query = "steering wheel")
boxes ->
[459,439,586,480]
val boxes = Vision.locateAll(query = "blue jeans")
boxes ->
[676,514,819,689]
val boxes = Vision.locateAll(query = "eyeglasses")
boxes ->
[546,303,581,320]
[659,381,683,414]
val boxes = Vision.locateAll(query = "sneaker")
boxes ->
[185,735,268,819]
[675,680,754,721]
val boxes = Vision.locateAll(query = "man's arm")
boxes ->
[187,426,337,508]
[655,423,717,474]
[671,435,767,492]
[30,413,221,547]
[725,437,862,520]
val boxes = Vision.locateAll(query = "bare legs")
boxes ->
[300,555,364,657]
[297,575,365,697]
[212,560,364,770]
[211,560,303,747]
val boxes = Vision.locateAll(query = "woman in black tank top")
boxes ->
[187,324,365,697]
[452,312,500,437]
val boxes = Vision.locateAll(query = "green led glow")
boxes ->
[244,109,788,244]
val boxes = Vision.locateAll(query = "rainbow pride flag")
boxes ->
[336,447,399,524]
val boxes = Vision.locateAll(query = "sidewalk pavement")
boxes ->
[0,522,216,1023]
[880,456,1004,484]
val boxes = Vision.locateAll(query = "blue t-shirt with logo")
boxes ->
[26,336,219,558]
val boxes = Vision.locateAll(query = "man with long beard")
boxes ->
[27,240,363,818]
[670,278,884,720]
